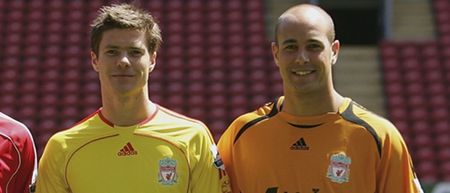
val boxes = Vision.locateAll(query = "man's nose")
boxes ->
[295,50,309,64]
[118,54,131,68]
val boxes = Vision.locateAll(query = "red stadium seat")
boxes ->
[166,0,183,11]
[19,81,39,94]
[166,22,183,33]
[438,147,450,162]
[146,0,163,12]
[166,82,184,95]
[186,22,203,34]
[208,70,226,82]
[227,9,244,22]
[206,1,222,12]
[436,135,450,148]
[166,70,184,82]
[247,10,264,23]
[6,11,24,22]
[415,147,435,162]
[440,162,450,181]
[416,161,438,182]
[67,1,84,10]
[187,94,206,108]
[246,0,263,11]
[188,34,203,46]
[186,0,203,12]
[434,121,450,135]
[187,107,206,120]
[207,82,226,95]
[208,95,227,108]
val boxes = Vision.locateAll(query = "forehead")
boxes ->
[99,28,147,49]
[278,15,328,43]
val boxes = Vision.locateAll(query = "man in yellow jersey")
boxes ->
[35,3,230,193]
[218,4,423,193]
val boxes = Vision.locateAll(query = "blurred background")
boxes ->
[0,0,448,191]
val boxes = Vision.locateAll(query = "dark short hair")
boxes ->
[90,3,162,55]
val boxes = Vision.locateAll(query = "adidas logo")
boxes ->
[117,142,138,156]
[290,138,309,150]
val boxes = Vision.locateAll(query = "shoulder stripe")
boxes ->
[158,105,202,125]
[341,102,382,157]
[233,98,280,144]
[157,105,216,142]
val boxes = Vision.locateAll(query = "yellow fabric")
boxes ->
[36,105,230,193]
[218,97,422,193]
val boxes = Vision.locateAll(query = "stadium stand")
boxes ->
[0,0,276,155]
[379,0,450,182]
[0,0,448,187]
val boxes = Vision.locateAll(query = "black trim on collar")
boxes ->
[287,123,324,128]
[341,102,382,157]
[233,98,280,144]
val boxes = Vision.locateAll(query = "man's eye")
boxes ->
[130,50,144,57]
[307,44,322,50]
[284,45,297,50]
[106,50,118,55]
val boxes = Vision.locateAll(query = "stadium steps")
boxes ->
[333,46,386,117]
[390,0,436,41]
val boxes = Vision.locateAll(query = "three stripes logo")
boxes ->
[290,137,309,150]
[118,142,138,156]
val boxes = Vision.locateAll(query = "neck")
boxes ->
[282,89,344,116]
[100,89,155,127]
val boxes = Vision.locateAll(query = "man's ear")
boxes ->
[271,42,280,67]
[331,40,340,65]
[148,51,157,73]
[91,51,100,72]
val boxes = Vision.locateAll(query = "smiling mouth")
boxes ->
[292,70,315,76]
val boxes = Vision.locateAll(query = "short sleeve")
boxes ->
[35,136,70,193]
[189,125,231,193]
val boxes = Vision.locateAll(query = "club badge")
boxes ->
[210,144,225,170]
[327,153,351,184]
[158,157,177,185]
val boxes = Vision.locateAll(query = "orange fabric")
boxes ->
[218,97,423,193]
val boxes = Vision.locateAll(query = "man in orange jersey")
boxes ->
[35,3,230,193]
[0,112,37,193]
[218,4,423,193]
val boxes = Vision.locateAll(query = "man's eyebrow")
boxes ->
[104,45,145,50]
[306,39,322,44]
[105,45,120,49]
[129,47,145,50]
[281,39,297,45]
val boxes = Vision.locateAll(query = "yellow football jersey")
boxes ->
[218,97,423,193]
[36,105,230,193]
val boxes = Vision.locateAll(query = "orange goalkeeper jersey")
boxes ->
[35,105,230,193]
[218,97,423,193]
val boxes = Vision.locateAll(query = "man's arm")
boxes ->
[190,125,231,193]
[377,128,424,193]
[0,118,37,193]
[18,127,37,193]
[34,136,69,193]
[218,125,239,193]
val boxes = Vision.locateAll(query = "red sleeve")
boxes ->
[0,118,37,193]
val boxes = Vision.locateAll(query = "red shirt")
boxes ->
[0,112,37,193]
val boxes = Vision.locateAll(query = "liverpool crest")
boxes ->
[327,153,351,183]
[158,157,177,185]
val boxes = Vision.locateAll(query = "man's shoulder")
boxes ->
[0,112,32,141]
[341,99,399,140]
[229,99,280,131]
[47,112,110,146]
[155,105,207,128]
